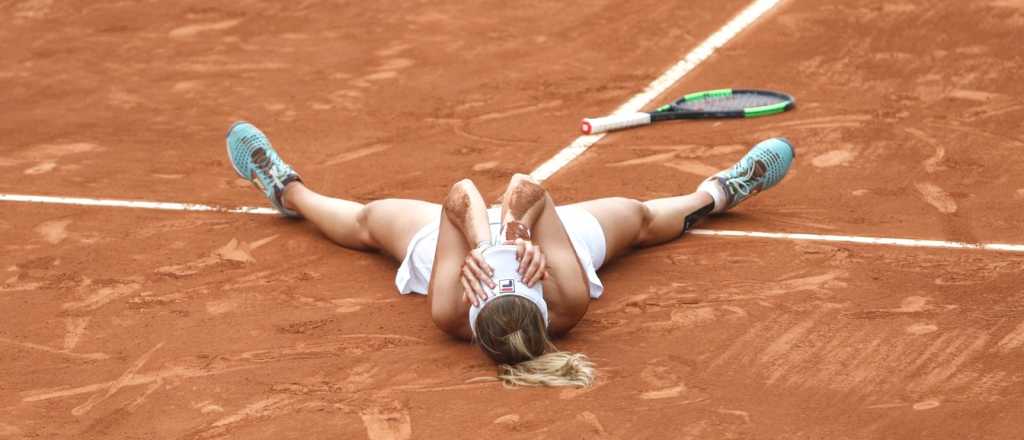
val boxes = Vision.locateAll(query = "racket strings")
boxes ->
[675,93,784,112]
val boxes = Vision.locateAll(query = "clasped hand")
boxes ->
[460,238,548,306]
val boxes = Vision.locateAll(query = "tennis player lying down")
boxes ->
[226,122,794,387]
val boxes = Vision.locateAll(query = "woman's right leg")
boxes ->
[225,122,440,262]
[282,182,440,262]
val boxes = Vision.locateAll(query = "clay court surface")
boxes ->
[3,0,1024,438]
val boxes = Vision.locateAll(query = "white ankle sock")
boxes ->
[697,178,727,213]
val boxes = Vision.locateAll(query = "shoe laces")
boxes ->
[251,147,286,189]
[723,158,762,197]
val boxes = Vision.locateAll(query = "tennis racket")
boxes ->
[580,89,795,134]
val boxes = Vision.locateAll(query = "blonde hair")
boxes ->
[474,295,595,387]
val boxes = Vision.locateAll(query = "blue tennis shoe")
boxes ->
[702,137,794,212]
[226,121,302,218]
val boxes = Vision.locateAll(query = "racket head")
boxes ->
[658,89,795,118]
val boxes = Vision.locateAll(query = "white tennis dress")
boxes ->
[395,206,606,299]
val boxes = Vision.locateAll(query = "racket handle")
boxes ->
[581,113,652,134]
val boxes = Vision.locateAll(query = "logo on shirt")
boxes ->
[498,279,515,294]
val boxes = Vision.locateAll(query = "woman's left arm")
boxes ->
[498,175,590,335]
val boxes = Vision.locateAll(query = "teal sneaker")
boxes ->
[226,121,302,218]
[700,137,794,212]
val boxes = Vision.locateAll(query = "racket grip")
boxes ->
[580,113,652,134]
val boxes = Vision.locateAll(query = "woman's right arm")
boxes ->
[427,179,492,339]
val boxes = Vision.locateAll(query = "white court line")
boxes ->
[529,0,782,182]
[689,229,1024,253]
[0,193,278,215]
[3,192,1023,253]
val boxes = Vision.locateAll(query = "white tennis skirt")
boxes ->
[395,205,606,298]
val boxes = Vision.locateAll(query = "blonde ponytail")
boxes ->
[497,351,595,387]
[474,296,597,388]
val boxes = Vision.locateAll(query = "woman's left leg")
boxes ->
[569,192,714,262]
[572,137,797,263]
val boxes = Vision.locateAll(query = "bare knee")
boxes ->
[351,202,380,249]
[637,199,655,229]
[621,198,655,244]
[599,197,647,219]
